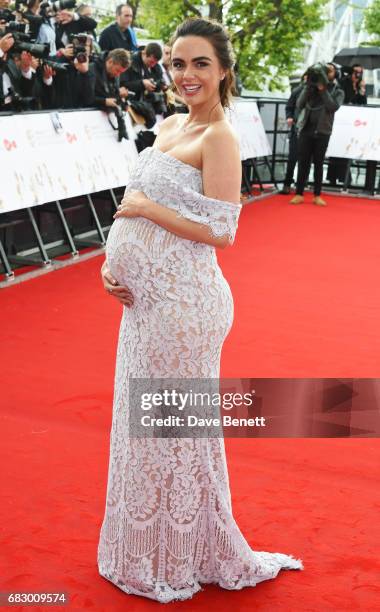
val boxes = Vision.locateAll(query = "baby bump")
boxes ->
[106,217,233,329]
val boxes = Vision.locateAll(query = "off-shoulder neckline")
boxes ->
[139,146,242,208]
[146,146,202,175]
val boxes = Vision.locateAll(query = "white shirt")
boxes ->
[36,20,57,55]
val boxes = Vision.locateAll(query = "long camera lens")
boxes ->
[5,21,26,32]
[13,41,51,58]
[50,0,76,10]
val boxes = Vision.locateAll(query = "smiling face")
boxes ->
[171,35,225,107]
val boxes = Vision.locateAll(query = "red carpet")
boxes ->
[1,193,379,611]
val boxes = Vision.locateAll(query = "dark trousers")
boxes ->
[283,128,298,186]
[296,131,330,196]
[364,160,379,193]
[327,157,350,184]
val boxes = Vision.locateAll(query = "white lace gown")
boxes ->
[98,146,304,603]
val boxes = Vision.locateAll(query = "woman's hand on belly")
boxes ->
[113,190,149,219]
[101,260,134,307]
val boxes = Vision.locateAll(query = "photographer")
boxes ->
[340,64,367,106]
[290,62,344,207]
[35,1,57,54]
[280,72,307,195]
[89,48,130,141]
[14,0,44,39]
[341,65,380,194]
[90,47,129,109]
[122,42,165,117]
[0,33,38,109]
[27,55,56,108]
[327,64,368,188]
[0,0,12,20]
[50,36,94,108]
[54,2,97,50]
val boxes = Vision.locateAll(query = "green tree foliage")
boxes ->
[364,0,380,45]
[138,0,327,91]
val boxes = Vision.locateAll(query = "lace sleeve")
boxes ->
[176,188,242,244]
[144,180,242,245]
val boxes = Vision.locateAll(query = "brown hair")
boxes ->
[169,17,236,108]
[144,42,163,61]
[108,48,130,68]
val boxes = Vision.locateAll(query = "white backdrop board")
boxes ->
[228,98,272,160]
[0,110,138,214]
[0,103,272,215]
[327,105,380,161]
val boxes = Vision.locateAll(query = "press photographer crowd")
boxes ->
[0,1,189,144]
[0,0,376,198]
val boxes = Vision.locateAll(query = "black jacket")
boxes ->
[121,50,163,99]
[296,81,345,136]
[55,15,98,50]
[339,76,367,106]
[0,57,36,108]
[50,62,95,109]
[99,23,134,52]
[285,83,304,122]
[30,67,55,110]
[89,52,121,109]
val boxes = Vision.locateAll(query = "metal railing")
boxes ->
[243,95,380,196]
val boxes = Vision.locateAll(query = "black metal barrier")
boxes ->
[0,188,122,282]
[243,95,380,196]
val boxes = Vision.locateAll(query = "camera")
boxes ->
[16,0,76,13]
[0,8,13,22]
[42,58,68,72]
[306,63,329,89]
[113,104,129,141]
[11,32,50,58]
[69,33,88,63]
[4,28,29,41]
[6,87,37,111]
[14,0,44,37]
[15,0,76,24]
[144,79,167,115]
[107,98,129,142]
[3,21,26,33]
[2,26,50,58]
[50,0,76,10]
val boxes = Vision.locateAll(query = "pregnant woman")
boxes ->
[98,17,304,603]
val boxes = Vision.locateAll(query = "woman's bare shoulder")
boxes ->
[201,119,241,203]
[202,119,240,161]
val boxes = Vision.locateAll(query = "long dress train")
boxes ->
[98,146,304,603]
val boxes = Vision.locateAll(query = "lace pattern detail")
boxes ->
[122,147,242,244]
[98,146,304,603]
